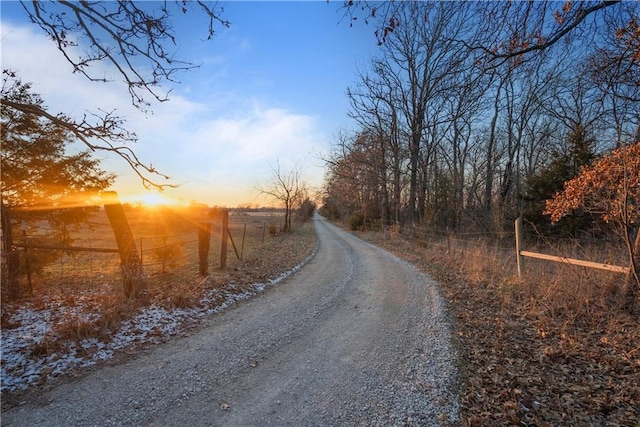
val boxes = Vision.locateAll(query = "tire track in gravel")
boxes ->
[2,216,459,426]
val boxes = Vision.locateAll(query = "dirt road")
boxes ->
[2,217,459,426]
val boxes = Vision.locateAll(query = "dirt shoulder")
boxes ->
[2,217,458,426]
[359,230,640,426]
[1,221,318,403]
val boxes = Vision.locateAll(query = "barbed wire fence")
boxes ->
[10,206,286,297]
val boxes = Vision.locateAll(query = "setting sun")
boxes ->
[125,192,177,208]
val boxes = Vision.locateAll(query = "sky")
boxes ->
[0,1,381,207]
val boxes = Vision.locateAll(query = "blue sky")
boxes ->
[1,1,380,207]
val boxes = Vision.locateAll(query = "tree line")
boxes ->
[322,1,638,236]
[1,1,637,303]
[323,1,639,307]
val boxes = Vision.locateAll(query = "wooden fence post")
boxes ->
[220,208,228,269]
[240,223,246,260]
[101,191,146,299]
[515,216,523,278]
[21,220,33,295]
[161,236,168,274]
[198,222,211,276]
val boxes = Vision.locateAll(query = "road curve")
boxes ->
[2,217,459,426]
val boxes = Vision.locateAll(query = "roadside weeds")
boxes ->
[359,230,640,426]
[1,221,317,400]
[4,220,638,426]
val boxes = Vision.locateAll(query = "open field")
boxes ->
[16,206,289,296]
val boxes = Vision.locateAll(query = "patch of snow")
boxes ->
[1,249,315,396]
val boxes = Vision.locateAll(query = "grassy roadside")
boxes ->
[358,229,639,426]
[5,218,638,425]
[1,220,318,396]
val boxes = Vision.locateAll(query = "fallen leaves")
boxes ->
[360,231,640,426]
[445,278,639,426]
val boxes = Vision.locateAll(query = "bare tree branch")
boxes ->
[342,1,625,67]
[1,96,172,190]
[20,0,230,110]
[5,2,229,189]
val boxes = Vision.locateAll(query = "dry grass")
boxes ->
[359,229,640,426]
[7,212,639,424]
[3,217,317,361]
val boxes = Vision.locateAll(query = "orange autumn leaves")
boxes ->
[545,142,640,225]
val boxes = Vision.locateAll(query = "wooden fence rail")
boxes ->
[514,216,629,277]
[13,243,120,253]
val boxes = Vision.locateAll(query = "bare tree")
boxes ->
[375,2,471,223]
[322,132,377,222]
[346,61,406,225]
[333,0,638,235]
[434,62,490,229]
[257,162,307,233]
[587,3,640,144]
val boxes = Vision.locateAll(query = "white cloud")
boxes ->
[200,103,319,158]
[239,38,252,51]
[1,22,135,116]
[1,21,326,206]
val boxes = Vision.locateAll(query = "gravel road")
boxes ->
[2,217,459,426]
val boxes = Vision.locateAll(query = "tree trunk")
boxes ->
[1,199,21,302]
[390,109,402,225]
[626,225,640,311]
[101,192,146,299]
[284,200,291,232]
[378,132,391,227]
[485,77,505,215]
[408,130,421,224]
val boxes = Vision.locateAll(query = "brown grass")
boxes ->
[3,214,316,365]
[359,229,640,426]
[9,211,638,424]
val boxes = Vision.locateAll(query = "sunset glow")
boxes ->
[125,192,178,208]
[0,3,360,207]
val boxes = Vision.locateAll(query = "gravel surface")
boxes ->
[2,217,459,426]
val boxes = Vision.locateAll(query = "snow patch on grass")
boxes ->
[1,250,314,395]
